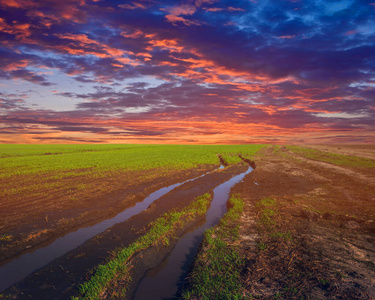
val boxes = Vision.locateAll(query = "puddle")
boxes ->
[132,165,253,300]
[0,166,223,292]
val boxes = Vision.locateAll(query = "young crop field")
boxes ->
[0,144,263,174]
[0,144,263,204]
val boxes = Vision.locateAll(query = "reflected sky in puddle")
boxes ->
[0,166,223,292]
[133,165,253,300]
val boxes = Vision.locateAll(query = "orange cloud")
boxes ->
[0,18,32,41]
[136,52,152,58]
[205,7,223,11]
[28,11,57,28]
[167,48,281,91]
[1,0,88,23]
[3,60,29,71]
[277,35,296,39]
[53,33,140,66]
[0,0,36,8]
[121,29,144,39]
[165,15,201,26]
[162,4,202,26]
[165,4,196,15]
[147,37,185,52]
[227,7,245,11]
[158,61,179,66]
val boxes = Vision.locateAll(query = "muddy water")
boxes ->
[0,167,221,292]
[132,165,253,300]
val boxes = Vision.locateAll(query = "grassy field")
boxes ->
[0,144,263,175]
[0,144,264,204]
[0,144,264,199]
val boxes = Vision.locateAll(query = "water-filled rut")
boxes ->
[132,165,253,300]
[0,167,219,292]
[1,163,250,299]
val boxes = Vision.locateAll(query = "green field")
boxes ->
[0,144,264,176]
[1,144,264,199]
[0,145,262,197]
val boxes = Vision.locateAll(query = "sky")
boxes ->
[1,0,375,144]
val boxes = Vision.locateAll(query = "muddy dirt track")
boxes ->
[1,145,375,299]
[1,164,247,299]
[233,145,375,299]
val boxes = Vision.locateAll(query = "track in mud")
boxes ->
[1,161,251,299]
[132,165,253,300]
[0,166,220,292]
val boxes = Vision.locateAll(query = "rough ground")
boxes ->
[233,145,375,299]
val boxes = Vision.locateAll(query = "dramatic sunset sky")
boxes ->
[1,0,374,144]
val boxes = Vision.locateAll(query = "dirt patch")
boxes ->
[232,145,375,299]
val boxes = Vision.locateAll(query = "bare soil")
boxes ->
[233,145,375,299]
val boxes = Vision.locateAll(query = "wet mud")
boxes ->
[2,164,247,299]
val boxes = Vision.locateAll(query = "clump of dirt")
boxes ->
[233,145,375,299]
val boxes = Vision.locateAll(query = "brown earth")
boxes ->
[233,145,375,299]
[2,164,246,299]
[0,165,214,263]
